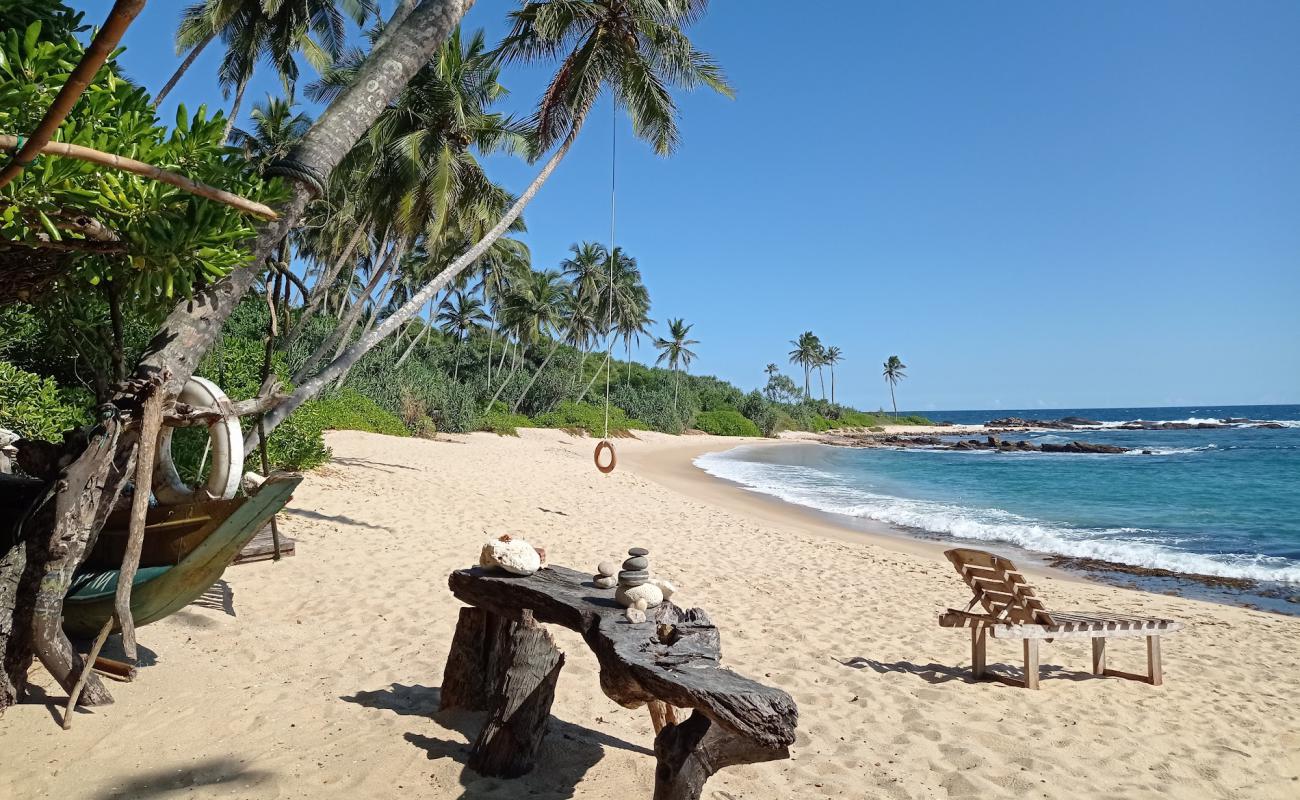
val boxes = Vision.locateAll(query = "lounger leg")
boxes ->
[1023,639,1040,690]
[1147,636,1162,686]
[1091,638,1106,676]
[971,626,987,679]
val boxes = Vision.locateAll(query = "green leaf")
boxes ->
[23,21,41,57]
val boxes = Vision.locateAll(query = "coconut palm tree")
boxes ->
[883,355,907,418]
[435,290,489,380]
[159,0,378,139]
[504,270,570,412]
[560,241,609,306]
[654,318,699,413]
[788,331,821,399]
[823,346,842,404]
[231,96,313,174]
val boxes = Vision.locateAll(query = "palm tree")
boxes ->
[813,342,828,400]
[435,290,489,380]
[256,0,730,442]
[788,331,821,399]
[653,318,699,413]
[231,96,313,174]
[503,270,570,412]
[765,363,780,379]
[160,0,377,139]
[883,355,907,418]
[823,346,842,404]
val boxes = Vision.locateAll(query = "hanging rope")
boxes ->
[596,97,618,473]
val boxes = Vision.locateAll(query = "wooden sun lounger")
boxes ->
[937,548,1182,689]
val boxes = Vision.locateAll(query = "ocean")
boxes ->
[696,404,1300,613]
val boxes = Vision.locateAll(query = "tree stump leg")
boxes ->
[440,606,565,779]
[653,710,789,800]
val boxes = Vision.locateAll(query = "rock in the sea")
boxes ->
[593,574,617,589]
[597,560,618,577]
[616,582,664,609]
[480,538,541,576]
[625,606,647,624]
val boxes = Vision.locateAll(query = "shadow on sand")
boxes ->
[86,757,274,799]
[836,656,1096,685]
[342,682,652,799]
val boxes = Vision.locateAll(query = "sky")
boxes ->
[76,1,1300,411]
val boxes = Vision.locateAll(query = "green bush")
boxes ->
[693,409,761,437]
[479,403,535,436]
[532,400,646,436]
[0,360,89,440]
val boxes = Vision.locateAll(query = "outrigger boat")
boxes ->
[63,472,301,637]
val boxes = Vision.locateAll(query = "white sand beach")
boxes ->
[4,428,1299,799]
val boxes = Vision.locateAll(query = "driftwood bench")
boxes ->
[441,565,798,800]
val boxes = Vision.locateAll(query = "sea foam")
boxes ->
[695,451,1300,584]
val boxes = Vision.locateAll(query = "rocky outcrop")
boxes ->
[828,433,1130,454]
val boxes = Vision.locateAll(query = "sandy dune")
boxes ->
[3,428,1299,799]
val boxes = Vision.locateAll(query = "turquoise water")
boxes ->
[697,406,1300,599]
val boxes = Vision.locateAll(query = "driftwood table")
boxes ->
[441,565,798,800]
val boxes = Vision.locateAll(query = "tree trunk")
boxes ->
[831,368,835,405]
[291,252,393,386]
[890,383,897,418]
[486,347,522,410]
[284,220,369,349]
[153,32,214,108]
[512,338,562,413]
[673,369,680,414]
[251,132,579,448]
[222,74,250,142]
[818,367,825,400]
[395,298,434,367]
[0,0,473,715]
[575,349,612,404]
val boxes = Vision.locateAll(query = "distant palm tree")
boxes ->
[436,290,489,381]
[823,346,843,404]
[505,270,569,412]
[765,363,779,380]
[883,355,907,418]
[654,318,699,413]
[788,331,821,399]
[230,96,312,174]
[814,343,828,400]
[161,0,377,139]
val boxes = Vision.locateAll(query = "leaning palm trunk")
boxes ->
[575,349,612,403]
[152,31,215,108]
[222,75,250,142]
[251,134,579,448]
[284,221,369,349]
[890,384,898,418]
[395,298,434,366]
[486,346,522,410]
[512,337,562,413]
[0,0,473,712]
[291,246,395,385]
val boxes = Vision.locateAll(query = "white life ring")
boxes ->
[153,376,244,504]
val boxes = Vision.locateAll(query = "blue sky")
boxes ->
[79,1,1299,411]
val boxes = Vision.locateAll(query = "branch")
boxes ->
[163,389,289,428]
[5,238,127,254]
[0,135,278,220]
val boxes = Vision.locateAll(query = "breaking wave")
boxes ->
[695,452,1300,584]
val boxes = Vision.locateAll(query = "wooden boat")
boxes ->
[63,472,301,637]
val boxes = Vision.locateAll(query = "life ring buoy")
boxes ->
[593,440,617,474]
[154,376,244,504]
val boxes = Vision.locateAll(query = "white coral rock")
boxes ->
[481,538,541,576]
[615,582,663,609]
[649,578,676,602]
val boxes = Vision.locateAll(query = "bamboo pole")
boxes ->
[0,135,278,220]
[114,381,166,660]
[61,616,114,729]
[0,0,147,190]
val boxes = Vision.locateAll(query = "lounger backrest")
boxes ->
[944,548,1055,626]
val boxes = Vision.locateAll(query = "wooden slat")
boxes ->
[230,522,295,565]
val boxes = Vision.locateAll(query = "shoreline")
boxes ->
[5,427,1299,799]
[626,434,1300,616]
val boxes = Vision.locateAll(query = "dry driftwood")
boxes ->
[441,607,565,778]
[114,381,166,659]
[446,565,797,800]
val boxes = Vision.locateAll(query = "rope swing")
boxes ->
[595,98,618,474]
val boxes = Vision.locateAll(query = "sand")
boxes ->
[3,428,1299,799]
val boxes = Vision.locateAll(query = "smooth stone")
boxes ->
[633,598,648,611]
[597,560,618,577]
[617,569,648,586]
[593,575,617,589]
[622,555,649,570]
[649,578,676,602]
[628,547,649,557]
[625,607,647,624]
